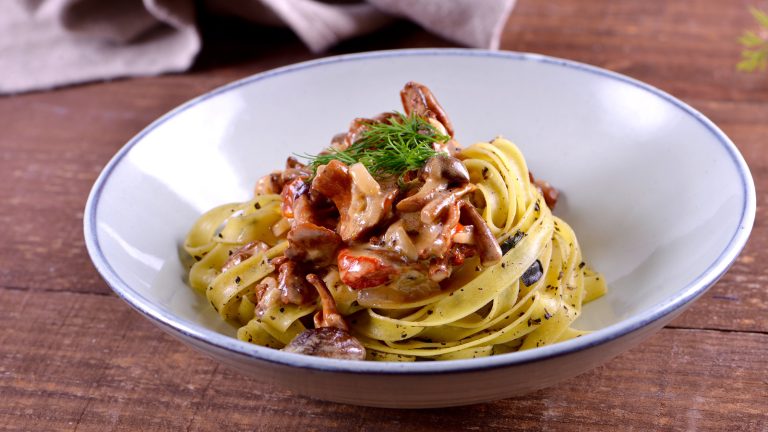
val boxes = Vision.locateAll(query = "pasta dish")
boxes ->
[183,82,606,361]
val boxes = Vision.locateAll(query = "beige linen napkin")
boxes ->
[0,0,515,94]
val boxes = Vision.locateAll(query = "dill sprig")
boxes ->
[738,6,768,72]
[302,112,449,181]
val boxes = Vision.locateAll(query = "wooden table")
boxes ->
[1,0,766,430]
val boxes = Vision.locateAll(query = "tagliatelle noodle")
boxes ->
[183,138,606,361]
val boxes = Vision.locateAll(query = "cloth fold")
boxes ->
[0,0,515,94]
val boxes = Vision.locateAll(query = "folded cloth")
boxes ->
[0,0,515,94]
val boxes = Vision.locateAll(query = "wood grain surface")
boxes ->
[1,0,766,430]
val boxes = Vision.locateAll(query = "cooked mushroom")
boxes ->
[384,201,461,264]
[418,200,461,261]
[276,260,317,305]
[254,171,283,196]
[281,156,311,184]
[529,171,559,209]
[459,202,502,266]
[282,274,366,360]
[427,243,477,283]
[252,276,282,318]
[280,177,309,219]
[400,81,455,137]
[285,156,305,170]
[221,241,269,272]
[330,112,400,151]
[285,222,342,267]
[397,155,471,213]
[282,327,366,360]
[311,160,396,241]
[419,183,473,223]
[428,154,471,184]
[307,273,348,330]
[390,155,473,260]
[256,158,309,196]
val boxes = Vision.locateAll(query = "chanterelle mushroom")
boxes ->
[396,154,471,213]
[282,274,366,360]
[459,201,502,266]
[400,81,461,154]
[311,160,396,242]
[400,81,454,138]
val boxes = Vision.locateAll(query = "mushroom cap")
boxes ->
[283,327,366,360]
[422,154,470,184]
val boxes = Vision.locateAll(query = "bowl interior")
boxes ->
[88,50,750,354]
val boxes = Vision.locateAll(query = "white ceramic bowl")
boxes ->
[84,49,755,408]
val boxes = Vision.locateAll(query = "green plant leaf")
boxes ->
[750,6,768,29]
[738,7,768,73]
[738,56,758,72]
[739,31,763,47]
[300,112,449,181]
[759,53,768,71]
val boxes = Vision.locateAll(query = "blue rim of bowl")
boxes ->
[84,48,756,375]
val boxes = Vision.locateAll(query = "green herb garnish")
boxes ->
[302,112,449,181]
[738,6,768,73]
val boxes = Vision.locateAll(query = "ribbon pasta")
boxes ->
[183,138,605,361]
